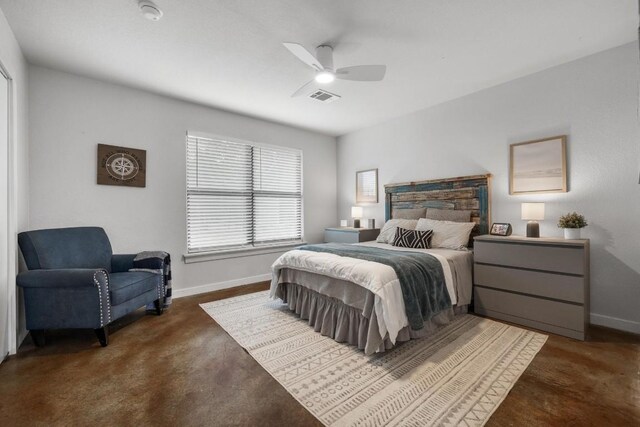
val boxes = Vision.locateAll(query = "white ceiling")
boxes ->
[0,0,636,136]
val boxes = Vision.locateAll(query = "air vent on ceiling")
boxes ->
[308,89,341,103]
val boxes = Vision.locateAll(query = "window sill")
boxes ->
[183,242,305,264]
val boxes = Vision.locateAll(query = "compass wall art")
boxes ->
[97,144,146,188]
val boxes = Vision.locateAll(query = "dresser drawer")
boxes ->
[474,241,585,275]
[324,230,358,243]
[474,264,584,303]
[474,287,584,332]
[324,228,380,243]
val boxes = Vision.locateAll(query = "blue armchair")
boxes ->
[17,227,165,347]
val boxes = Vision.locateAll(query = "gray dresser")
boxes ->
[324,227,380,243]
[473,234,590,340]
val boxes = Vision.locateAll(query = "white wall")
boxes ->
[338,42,640,333]
[0,8,29,354]
[28,66,336,296]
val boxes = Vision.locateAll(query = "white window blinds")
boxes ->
[186,135,303,253]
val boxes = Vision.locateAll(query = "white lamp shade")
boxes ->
[521,203,545,221]
[351,206,363,218]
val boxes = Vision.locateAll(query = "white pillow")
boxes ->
[416,218,475,250]
[377,219,418,244]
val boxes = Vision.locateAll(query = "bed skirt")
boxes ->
[274,281,467,355]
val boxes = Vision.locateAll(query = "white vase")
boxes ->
[563,228,581,240]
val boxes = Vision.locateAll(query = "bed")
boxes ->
[270,174,491,354]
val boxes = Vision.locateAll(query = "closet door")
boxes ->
[0,70,8,360]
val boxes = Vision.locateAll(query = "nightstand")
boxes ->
[473,234,590,340]
[324,227,380,243]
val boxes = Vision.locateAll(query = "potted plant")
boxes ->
[557,212,588,239]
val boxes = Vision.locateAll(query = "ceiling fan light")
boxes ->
[315,71,335,84]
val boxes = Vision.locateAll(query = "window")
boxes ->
[186,134,303,253]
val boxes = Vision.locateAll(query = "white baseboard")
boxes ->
[590,313,640,335]
[172,273,272,299]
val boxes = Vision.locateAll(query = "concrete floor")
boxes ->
[0,282,638,426]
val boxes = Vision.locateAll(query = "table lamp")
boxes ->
[351,206,363,228]
[521,202,545,238]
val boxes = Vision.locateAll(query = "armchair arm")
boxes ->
[17,268,108,288]
[111,254,137,273]
[17,268,112,329]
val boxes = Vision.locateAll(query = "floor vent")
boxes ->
[308,89,341,103]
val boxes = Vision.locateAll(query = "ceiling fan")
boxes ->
[283,42,387,97]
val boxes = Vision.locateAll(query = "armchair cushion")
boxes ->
[109,272,160,306]
[17,268,107,289]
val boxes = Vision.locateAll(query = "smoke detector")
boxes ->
[139,1,163,21]
[308,89,341,103]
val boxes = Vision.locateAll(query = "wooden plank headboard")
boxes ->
[384,174,492,240]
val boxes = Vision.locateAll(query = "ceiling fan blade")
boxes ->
[283,42,323,71]
[336,65,386,81]
[291,80,315,97]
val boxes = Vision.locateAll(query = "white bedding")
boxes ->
[270,241,464,345]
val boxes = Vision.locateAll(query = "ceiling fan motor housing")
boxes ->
[316,45,334,70]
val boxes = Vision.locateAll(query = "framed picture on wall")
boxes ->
[356,168,378,203]
[97,143,146,188]
[509,135,567,195]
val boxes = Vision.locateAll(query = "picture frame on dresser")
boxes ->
[490,223,512,236]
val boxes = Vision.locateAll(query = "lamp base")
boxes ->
[353,219,361,228]
[526,221,540,238]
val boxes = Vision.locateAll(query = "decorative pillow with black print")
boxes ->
[392,227,433,249]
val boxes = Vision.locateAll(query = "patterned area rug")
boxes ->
[200,291,547,427]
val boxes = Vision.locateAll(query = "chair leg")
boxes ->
[31,329,46,347]
[154,299,164,315]
[94,326,109,347]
